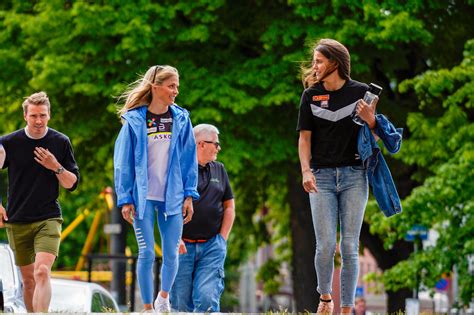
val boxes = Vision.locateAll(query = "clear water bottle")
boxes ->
[352,83,383,125]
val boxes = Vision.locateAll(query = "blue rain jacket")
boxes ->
[358,114,403,217]
[114,105,199,219]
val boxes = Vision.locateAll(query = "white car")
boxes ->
[50,278,120,313]
[0,243,27,313]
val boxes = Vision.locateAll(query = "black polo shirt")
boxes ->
[183,161,233,240]
[296,79,368,168]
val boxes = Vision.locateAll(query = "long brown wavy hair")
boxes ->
[301,38,351,88]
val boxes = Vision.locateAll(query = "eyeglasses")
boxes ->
[151,65,164,84]
[203,140,220,148]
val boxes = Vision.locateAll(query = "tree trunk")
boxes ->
[288,164,318,312]
[387,288,413,312]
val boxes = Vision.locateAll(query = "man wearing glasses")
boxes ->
[170,124,235,312]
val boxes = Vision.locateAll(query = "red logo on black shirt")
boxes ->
[313,95,330,101]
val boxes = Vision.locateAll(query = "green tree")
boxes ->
[0,0,472,312]
[368,39,474,306]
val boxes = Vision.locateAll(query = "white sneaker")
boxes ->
[153,294,171,313]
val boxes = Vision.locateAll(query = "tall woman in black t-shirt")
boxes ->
[296,39,377,314]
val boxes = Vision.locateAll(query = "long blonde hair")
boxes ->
[301,39,351,88]
[117,65,179,116]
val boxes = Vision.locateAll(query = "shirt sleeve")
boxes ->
[296,90,313,131]
[114,120,136,207]
[221,165,233,201]
[62,137,80,191]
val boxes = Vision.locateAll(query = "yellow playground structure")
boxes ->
[52,187,162,282]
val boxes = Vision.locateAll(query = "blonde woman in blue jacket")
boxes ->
[114,65,199,312]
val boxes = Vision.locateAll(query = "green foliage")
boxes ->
[0,0,473,308]
[371,40,474,305]
[256,258,283,295]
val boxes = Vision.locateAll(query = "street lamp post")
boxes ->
[405,224,428,315]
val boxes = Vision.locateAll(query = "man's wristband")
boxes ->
[302,168,313,173]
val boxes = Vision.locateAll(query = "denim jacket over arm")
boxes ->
[357,114,403,217]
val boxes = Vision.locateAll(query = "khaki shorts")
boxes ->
[5,217,63,266]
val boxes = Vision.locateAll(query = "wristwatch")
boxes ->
[55,166,65,174]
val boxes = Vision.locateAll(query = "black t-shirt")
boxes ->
[296,79,369,168]
[0,128,79,223]
[183,161,233,240]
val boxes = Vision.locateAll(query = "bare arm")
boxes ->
[182,196,194,224]
[33,147,77,189]
[55,169,78,189]
[0,204,8,228]
[298,130,317,193]
[0,145,8,227]
[219,199,235,240]
[0,145,5,169]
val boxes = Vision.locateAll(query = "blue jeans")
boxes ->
[133,200,183,304]
[309,166,368,307]
[170,234,226,312]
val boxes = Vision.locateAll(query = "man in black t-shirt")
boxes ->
[0,92,79,312]
[170,124,235,312]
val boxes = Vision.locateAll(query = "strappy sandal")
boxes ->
[317,297,334,314]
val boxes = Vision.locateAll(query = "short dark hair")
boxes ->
[22,91,50,113]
